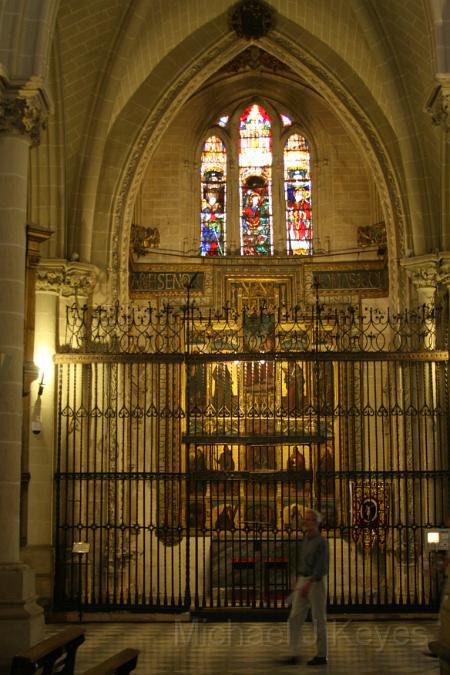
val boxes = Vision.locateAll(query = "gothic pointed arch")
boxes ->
[99,26,410,302]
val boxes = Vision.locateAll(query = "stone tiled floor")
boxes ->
[44,619,440,674]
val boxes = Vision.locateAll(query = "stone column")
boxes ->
[21,226,53,550]
[23,260,98,609]
[399,254,443,599]
[0,84,47,670]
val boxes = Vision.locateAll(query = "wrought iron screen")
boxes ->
[54,302,449,613]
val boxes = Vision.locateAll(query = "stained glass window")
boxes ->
[217,115,229,127]
[284,133,312,255]
[280,113,292,127]
[239,104,273,255]
[200,111,314,258]
[200,135,227,256]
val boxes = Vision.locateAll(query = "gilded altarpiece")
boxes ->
[184,304,339,547]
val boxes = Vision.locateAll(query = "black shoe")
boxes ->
[423,650,438,658]
[307,656,327,666]
[278,655,301,665]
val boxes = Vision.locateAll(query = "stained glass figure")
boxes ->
[217,115,229,127]
[284,133,312,255]
[200,135,227,256]
[239,104,273,255]
[280,113,292,127]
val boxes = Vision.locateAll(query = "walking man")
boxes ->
[283,508,329,666]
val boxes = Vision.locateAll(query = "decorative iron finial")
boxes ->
[230,0,275,40]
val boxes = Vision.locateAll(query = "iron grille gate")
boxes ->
[54,303,449,613]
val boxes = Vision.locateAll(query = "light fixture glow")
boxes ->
[427,532,440,544]
[34,345,53,389]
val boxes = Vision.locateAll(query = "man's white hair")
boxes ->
[304,508,322,524]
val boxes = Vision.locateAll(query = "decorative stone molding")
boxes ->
[425,75,450,139]
[400,253,441,289]
[0,78,49,146]
[230,0,276,40]
[219,46,288,74]
[400,252,450,306]
[26,224,53,267]
[36,259,99,298]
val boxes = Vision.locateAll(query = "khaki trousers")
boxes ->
[288,575,328,658]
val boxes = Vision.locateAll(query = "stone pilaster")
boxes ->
[400,253,441,306]
[0,82,48,671]
[22,227,53,545]
[24,259,99,609]
[425,76,450,254]
[399,254,445,569]
[401,251,450,313]
[24,290,58,612]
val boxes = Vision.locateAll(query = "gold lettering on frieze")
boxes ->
[130,271,204,294]
[313,269,387,291]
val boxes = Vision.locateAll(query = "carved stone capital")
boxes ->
[400,254,441,289]
[401,251,450,307]
[0,78,49,146]
[36,259,99,298]
[425,76,450,138]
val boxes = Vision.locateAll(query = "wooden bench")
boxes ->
[81,649,139,675]
[10,626,85,675]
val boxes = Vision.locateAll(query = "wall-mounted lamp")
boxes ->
[31,397,42,435]
[37,369,45,397]
[38,368,45,396]
[31,369,45,435]
[34,347,53,391]
[425,529,450,551]
[31,348,53,435]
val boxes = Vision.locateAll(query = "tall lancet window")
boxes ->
[239,104,273,255]
[284,133,312,255]
[200,135,227,256]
